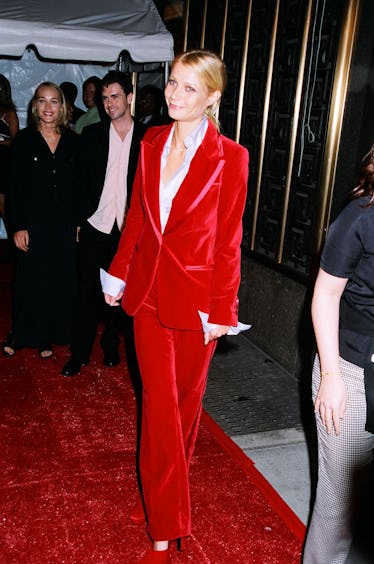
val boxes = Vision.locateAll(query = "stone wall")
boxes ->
[238,253,315,377]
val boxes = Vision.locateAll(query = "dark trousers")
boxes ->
[70,221,124,361]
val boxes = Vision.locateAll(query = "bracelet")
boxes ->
[320,371,341,377]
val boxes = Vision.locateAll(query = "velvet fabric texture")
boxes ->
[109,120,249,329]
[134,296,216,541]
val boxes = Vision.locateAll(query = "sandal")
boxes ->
[2,334,15,357]
[39,344,53,359]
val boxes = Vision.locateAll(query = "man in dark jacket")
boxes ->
[62,70,147,376]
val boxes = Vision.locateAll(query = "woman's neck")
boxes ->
[172,118,203,149]
[38,122,59,136]
[174,116,204,140]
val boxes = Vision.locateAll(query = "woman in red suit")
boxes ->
[102,49,249,562]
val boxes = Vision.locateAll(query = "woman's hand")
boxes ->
[104,291,124,307]
[204,324,229,345]
[13,230,29,252]
[315,374,347,435]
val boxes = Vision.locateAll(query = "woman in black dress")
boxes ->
[3,82,80,358]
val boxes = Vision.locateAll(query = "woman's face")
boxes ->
[164,61,219,126]
[34,86,62,126]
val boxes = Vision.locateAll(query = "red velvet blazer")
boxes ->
[109,119,249,330]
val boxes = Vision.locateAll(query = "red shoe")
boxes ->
[138,548,170,563]
[130,496,146,525]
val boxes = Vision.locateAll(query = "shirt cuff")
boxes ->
[100,268,126,296]
[198,310,251,335]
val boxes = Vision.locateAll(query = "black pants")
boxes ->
[70,221,125,361]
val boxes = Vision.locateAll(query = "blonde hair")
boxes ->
[31,81,68,131]
[172,49,227,130]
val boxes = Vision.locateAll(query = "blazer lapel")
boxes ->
[165,121,225,233]
[141,125,171,235]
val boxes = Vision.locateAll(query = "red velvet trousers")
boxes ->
[133,295,216,541]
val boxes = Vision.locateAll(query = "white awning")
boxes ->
[0,0,174,64]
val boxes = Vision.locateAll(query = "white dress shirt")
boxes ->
[159,117,208,232]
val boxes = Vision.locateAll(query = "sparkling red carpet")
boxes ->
[0,245,305,563]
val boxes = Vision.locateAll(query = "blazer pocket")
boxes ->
[184,264,214,271]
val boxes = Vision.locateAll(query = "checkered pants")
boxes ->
[303,356,374,564]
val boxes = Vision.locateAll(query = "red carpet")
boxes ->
[0,248,305,563]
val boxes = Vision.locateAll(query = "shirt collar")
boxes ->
[165,116,208,154]
[109,120,134,142]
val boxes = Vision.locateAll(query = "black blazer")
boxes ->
[78,119,147,223]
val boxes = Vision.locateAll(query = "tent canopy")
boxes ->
[0,0,174,127]
[0,0,174,64]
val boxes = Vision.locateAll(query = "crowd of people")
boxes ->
[1,47,374,563]
[1,72,166,363]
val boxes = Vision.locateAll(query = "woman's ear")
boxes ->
[208,90,221,107]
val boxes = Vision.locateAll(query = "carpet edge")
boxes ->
[200,409,306,543]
